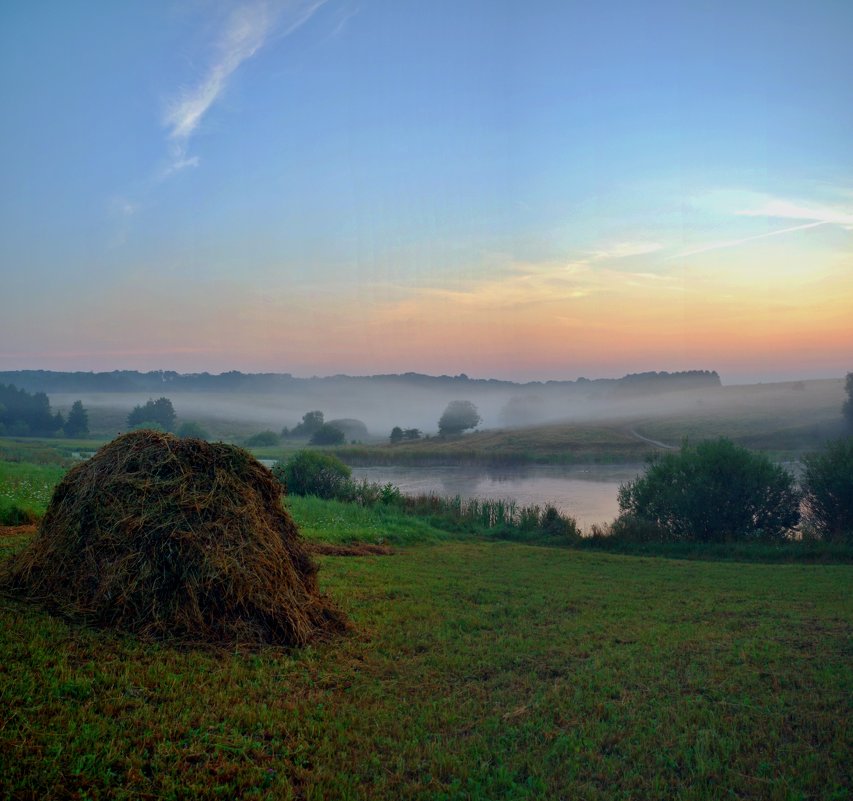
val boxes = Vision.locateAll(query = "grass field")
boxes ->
[1,444,851,799]
[0,461,67,524]
[1,528,850,800]
[334,424,656,466]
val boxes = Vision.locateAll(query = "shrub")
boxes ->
[273,450,352,500]
[540,505,581,540]
[129,421,165,433]
[379,482,403,505]
[801,437,853,543]
[127,398,176,431]
[844,373,853,429]
[0,502,39,526]
[309,423,346,446]
[605,515,672,543]
[177,421,211,441]
[617,438,800,543]
[326,418,369,441]
[244,430,280,447]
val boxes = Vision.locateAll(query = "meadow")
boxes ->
[1,452,851,799]
[1,527,850,800]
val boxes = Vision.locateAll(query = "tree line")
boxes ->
[0,384,88,437]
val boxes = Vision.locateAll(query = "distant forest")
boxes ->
[0,369,721,396]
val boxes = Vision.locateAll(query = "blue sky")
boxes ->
[1,0,851,381]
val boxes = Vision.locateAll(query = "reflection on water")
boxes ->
[351,464,644,531]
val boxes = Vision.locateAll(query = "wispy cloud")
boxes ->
[669,190,853,259]
[381,254,680,320]
[737,197,853,227]
[325,4,359,40]
[162,0,326,172]
[735,197,853,239]
[671,220,829,259]
[588,241,664,261]
[158,155,200,181]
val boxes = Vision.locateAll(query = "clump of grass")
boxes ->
[394,492,580,542]
[0,431,347,646]
[0,461,66,525]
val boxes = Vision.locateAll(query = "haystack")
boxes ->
[0,431,347,645]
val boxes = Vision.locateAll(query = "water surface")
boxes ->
[350,464,643,531]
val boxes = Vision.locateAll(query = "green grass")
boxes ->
[1,451,850,797]
[0,532,850,800]
[0,461,66,524]
[576,533,853,563]
[334,424,655,467]
[288,495,458,546]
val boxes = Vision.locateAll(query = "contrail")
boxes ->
[669,220,829,260]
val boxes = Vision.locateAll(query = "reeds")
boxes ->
[396,492,579,539]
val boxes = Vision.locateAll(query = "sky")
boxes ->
[1,0,851,384]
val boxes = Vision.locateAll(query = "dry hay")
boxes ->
[0,431,347,646]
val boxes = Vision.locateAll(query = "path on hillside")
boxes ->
[626,428,678,450]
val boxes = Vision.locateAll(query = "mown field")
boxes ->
[1,426,851,799]
[1,534,850,800]
[2,508,851,799]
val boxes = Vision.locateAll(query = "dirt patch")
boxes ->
[0,525,37,538]
[308,542,395,557]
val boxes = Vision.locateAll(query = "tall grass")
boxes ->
[0,462,66,524]
[392,491,580,542]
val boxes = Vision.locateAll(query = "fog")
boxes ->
[50,376,845,442]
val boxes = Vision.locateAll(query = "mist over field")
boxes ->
[39,373,847,443]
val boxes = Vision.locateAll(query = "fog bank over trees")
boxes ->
[1,369,724,436]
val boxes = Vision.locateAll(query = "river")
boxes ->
[349,464,644,531]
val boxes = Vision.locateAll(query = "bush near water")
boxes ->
[617,438,801,543]
[801,436,853,543]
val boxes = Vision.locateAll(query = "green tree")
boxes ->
[63,400,89,437]
[843,372,853,429]
[310,423,345,446]
[389,426,404,443]
[0,384,62,436]
[438,400,481,436]
[617,438,800,543]
[272,450,351,499]
[127,397,176,431]
[286,411,325,438]
[801,437,853,543]
[244,430,281,447]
